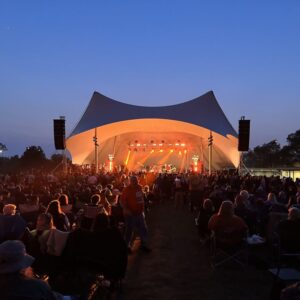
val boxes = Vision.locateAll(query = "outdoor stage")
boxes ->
[66,91,240,172]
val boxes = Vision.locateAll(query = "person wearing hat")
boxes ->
[0,240,58,299]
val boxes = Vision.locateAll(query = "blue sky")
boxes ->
[0,1,300,157]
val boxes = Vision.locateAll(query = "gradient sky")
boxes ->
[1,1,300,157]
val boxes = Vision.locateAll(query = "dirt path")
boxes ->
[123,201,273,300]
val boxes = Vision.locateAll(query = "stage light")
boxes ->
[192,155,199,172]
[153,143,157,146]
[184,149,187,154]
[159,149,164,152]
[181,143,186,147]
[108,154,114,171]
[125,150,131,165]
[175,143,179,146]
[137,143,141,147]
[168,144,173,146]
[179,151,182,156]
[170,149,174,153]
[151,149,154,153]
[158,143,163,146]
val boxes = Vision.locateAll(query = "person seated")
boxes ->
[196,198,215,240]
[19,195,40,214]
[234,195,257,234]
[277,207,300,252]
[23,213,56,275]
[58,194,72,214]
[90,214,127,280]
[80,194,104,230]
[46,200,70,232]
[208,201,248,249]
[0,240,57,300]
[265,192,287,213]
[0,204,26,243]
[13,185,27,205]
[26,213,54,257]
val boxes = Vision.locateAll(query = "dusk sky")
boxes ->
[1,1,300,157]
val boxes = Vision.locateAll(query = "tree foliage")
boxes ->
[244,129,300,167]
[20,146,47,169]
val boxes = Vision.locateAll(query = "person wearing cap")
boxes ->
[121,176,151,253]
[0,240,58,299]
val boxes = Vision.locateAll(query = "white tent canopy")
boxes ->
[66,91,240,170]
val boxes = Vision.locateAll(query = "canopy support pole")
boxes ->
[93,128,99,173]
[208,131,213,175]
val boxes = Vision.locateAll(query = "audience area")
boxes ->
[0,169,300,299]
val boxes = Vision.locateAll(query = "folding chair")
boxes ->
[210,229,248,268]
[272,232,300,277]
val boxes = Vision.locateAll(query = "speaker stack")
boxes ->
[238,117,250,152]
[53,118,66,150]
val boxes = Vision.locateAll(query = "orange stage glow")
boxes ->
[109,161,113,171]
[138,151,153,165]
[125,150,131,165]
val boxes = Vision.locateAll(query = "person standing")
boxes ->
[121,176,151,253]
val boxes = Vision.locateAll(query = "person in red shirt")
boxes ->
[121,176,151,253]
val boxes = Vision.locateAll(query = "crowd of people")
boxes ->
[0,169,300,299]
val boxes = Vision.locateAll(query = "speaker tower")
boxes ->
[238,117,250,152]
[53,118,66,150]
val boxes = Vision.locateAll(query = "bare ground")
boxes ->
[123,201,274,300]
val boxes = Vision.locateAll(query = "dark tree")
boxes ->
[286,129,300,163]
[21,146,47,168]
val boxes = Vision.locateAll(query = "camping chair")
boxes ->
[269,232,300,299]
[210,229,248,268]
[271,232,300,277]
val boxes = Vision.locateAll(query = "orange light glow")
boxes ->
[159,149,164,153]
[179,151,182,156]
[109,161,113,171]
[125,150,131,165]
[170,149,174,153]
[184,150,187,154]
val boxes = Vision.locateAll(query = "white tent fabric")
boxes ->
[66,91,240,169]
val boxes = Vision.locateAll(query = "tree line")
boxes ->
[0,146,67,173]
[243,129,300,168]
